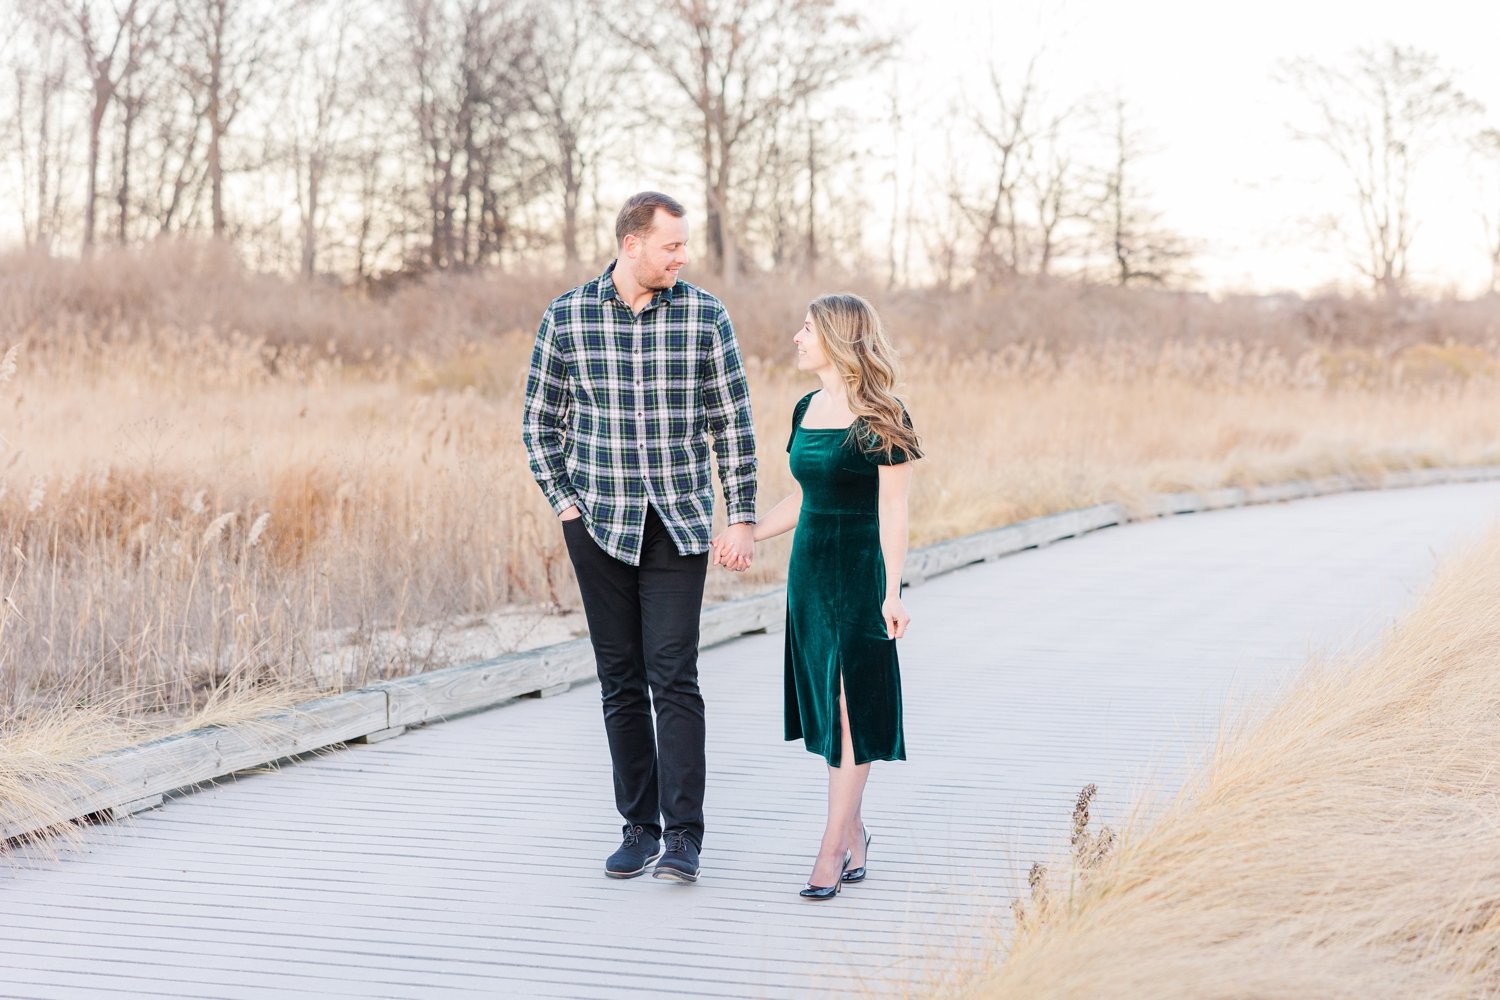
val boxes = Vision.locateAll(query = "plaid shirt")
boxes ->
[521,261,758,566]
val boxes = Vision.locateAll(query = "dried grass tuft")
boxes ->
[961,525,1500,998]
[0,697,151,859]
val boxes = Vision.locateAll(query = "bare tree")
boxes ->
[740,84,819,272]
[112,1,170,243]
[176,0,280,239]
[927,131,970,292]
[392,0,541,271]
[32,0,162,251]
[146,64,210,234]
[801,107,822,272]
[283,0,364,278]
[726,68,872,278]
[883,71,906,289]
[743,101,798,269]
[949,54,1086,284]
[1091,98,1190,287]
[10,16,74,251]
[1285,44,1482,298]
[1026,109,1076,278]
[599,0,892,279]
[1473,128,1500,296]
[345,91,404,281]
[956,56,1041,283]
[529,0,619,269]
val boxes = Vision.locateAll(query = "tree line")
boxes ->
[4,1,1498,296]
[5,0,901,283]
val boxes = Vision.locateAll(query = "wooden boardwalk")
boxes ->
[4,482,1500,999]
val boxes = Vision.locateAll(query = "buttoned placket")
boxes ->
[634,307,648,482]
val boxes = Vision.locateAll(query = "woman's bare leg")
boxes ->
[808,677,871,886]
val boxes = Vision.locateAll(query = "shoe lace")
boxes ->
[622,825,643,848]
[664,831,688,854]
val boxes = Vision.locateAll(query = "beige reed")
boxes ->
[957,524,1500,998]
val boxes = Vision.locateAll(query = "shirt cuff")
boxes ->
[725,502,758,526]
[545,487,581,516]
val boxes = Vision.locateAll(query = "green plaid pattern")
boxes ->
[522,261,758,566]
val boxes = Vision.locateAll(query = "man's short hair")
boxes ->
[616,191,686,247]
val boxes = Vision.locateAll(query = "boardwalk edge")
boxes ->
[7,464,1500,844]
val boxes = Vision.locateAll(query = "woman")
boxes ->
[721,292,920,899]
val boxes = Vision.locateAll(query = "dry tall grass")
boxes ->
[4,243,1500,815]
[958,526,1500,998]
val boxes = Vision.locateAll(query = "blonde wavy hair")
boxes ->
[807,293,923,463]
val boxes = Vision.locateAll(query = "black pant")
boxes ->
[561,505,708,848]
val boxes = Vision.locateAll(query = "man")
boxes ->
[521,191,757,883]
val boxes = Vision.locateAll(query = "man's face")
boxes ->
[624,209,690,290]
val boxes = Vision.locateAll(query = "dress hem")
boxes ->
[786,736,906,767]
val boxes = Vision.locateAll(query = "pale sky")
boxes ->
[879,0,1500,293]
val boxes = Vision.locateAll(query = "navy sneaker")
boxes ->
[604,825,661,879]
[652,831,700,883]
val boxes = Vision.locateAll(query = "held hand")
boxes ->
[712,522,755,572]
[559,505,582,522]
[710,534,749,572]
[882,595,910,639]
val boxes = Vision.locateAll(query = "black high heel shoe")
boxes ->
[841,828,873,883]
[799,849,852,900]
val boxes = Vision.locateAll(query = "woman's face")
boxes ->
[794,312,830,372]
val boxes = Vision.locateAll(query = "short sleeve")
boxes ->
[862,406,917,466]
[786,392,816,453]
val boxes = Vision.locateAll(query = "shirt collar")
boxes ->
[598,260,676,310]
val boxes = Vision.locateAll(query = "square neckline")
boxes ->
[797,390,857,431]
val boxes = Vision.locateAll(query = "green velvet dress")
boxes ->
[784,391,912,766]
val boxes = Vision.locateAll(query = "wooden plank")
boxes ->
[1245,480,1312,504]
[106,794,164,821]
[350,726,406,744]
[906,502,1126,583]
[700,590,785,646]
[0,690,388,843]
[1381,469,1425,489]
[377,590,784,728]
[1027,502,1126,543]
[1147,492,1209,516]
[378,643,591,728]
[1201,486,1249,509]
